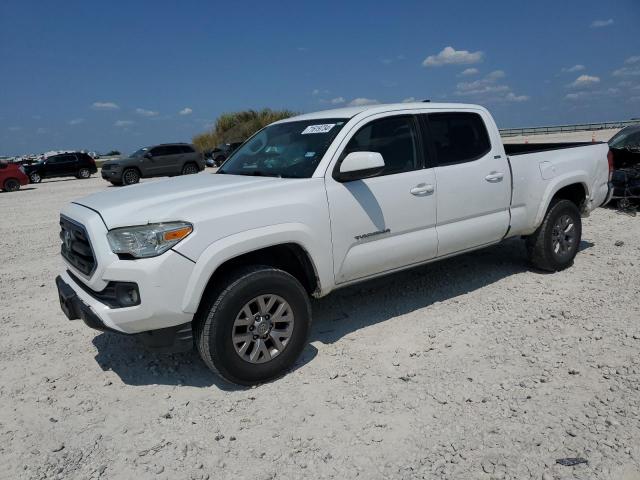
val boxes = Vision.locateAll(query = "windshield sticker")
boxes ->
[301,124,335,134]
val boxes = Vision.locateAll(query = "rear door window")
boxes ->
[150,146,169,156]
[424,112,491,165]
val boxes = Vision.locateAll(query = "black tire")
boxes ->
[77,168,91,179]
[3,178,20,192]
[181,162,199,175]
[29,172,42,183]
[121,168,140,185]
[526,199,582,272]
[194,266,312,385]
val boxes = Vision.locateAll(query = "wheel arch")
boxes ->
[534,175,590,228]
[180,224,329,314]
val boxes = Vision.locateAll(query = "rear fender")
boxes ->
[534,173,590,227]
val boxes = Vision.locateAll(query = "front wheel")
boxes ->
[526,199,582,271]
[77,168,91,179]
[29,172,42,183]
[122,168,140,185]
[195,266,311,385]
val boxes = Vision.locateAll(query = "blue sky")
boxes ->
[1,0,639,155]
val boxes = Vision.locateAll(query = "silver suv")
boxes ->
[101,143,204,186]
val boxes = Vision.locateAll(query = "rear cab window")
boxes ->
[423,112,491,165]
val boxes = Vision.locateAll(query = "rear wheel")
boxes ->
[195,266,312,385]
[2,178,20,192]
[181,163,199,175]
[29,172,41,183]
[526,199,582,271]
[122,168,140,185]
[77,168,91,179]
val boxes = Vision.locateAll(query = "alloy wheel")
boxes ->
[231,294,295,364]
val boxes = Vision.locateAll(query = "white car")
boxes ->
[56,102,613,385]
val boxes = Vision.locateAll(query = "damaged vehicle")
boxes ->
[55,102,612,385]
[608,125,640,205]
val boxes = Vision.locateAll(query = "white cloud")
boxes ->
[114,120,134,127]
[422,46,483,67]
[92,101,119,110]
[329,97,345,105]
[135,108,159,117]
[561,64,585,73]
[565,88,621,102]
[402,97,417,103]
[68,118,84,125]
[454,70,529,103]
[568,74,600,88]
[613,65,640,77]
[626,56,640,65]
[565,92,588,101]
[36,127,47,134]
[486,70,505,80]
[505,92,530,102]
[348,98,380,106]
[590,19,614,28]
[8,126,21,131]
[179,107,193,116]
[459,68,479,76]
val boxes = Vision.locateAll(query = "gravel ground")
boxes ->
[1,173,639,480]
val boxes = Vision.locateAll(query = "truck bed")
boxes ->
[504,142,599,156]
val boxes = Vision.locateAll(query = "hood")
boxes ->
[73,173,279,228]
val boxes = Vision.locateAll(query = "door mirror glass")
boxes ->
[336,151,385,182]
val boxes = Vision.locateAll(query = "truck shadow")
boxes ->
[309,238,594,345]
[91,237,593,389]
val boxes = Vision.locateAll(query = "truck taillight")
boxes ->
[607,150,614,181]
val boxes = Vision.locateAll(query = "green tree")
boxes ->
[193,108,297,152]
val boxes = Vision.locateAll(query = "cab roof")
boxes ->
[275,102,485,123]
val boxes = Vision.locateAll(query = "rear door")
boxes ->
[46,154,76,177]
[325,113,439,284]
[421,111,511,257]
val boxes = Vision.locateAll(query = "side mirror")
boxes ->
[335,151,385,182]
[143,152,152,159]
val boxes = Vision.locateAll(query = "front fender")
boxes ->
[179,223,331,313]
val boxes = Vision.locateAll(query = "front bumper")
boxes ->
[101,168,122,180]
[56,275,193,353]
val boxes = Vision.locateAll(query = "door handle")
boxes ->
[410,183,435,196]
[485,172,504,183]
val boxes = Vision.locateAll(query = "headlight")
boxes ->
[107,222,193,258]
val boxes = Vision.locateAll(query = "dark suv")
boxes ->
[101,143,205,186]
[25,152,97,183]
[205,142,243,167]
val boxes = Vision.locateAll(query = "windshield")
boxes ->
[130,147,149,157]
[218,118,348,178]
[609,127,640,149]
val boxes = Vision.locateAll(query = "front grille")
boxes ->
[60,216,96,276]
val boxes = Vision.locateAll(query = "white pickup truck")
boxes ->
[56,102,613,384]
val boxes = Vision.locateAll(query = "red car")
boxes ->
[0,161,29,192]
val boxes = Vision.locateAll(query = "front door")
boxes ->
[421,111,511,257]
[325,114,438,284]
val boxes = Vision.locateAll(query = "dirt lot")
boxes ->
[1,173,639,480]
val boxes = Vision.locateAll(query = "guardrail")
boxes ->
[499,119,640,137]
